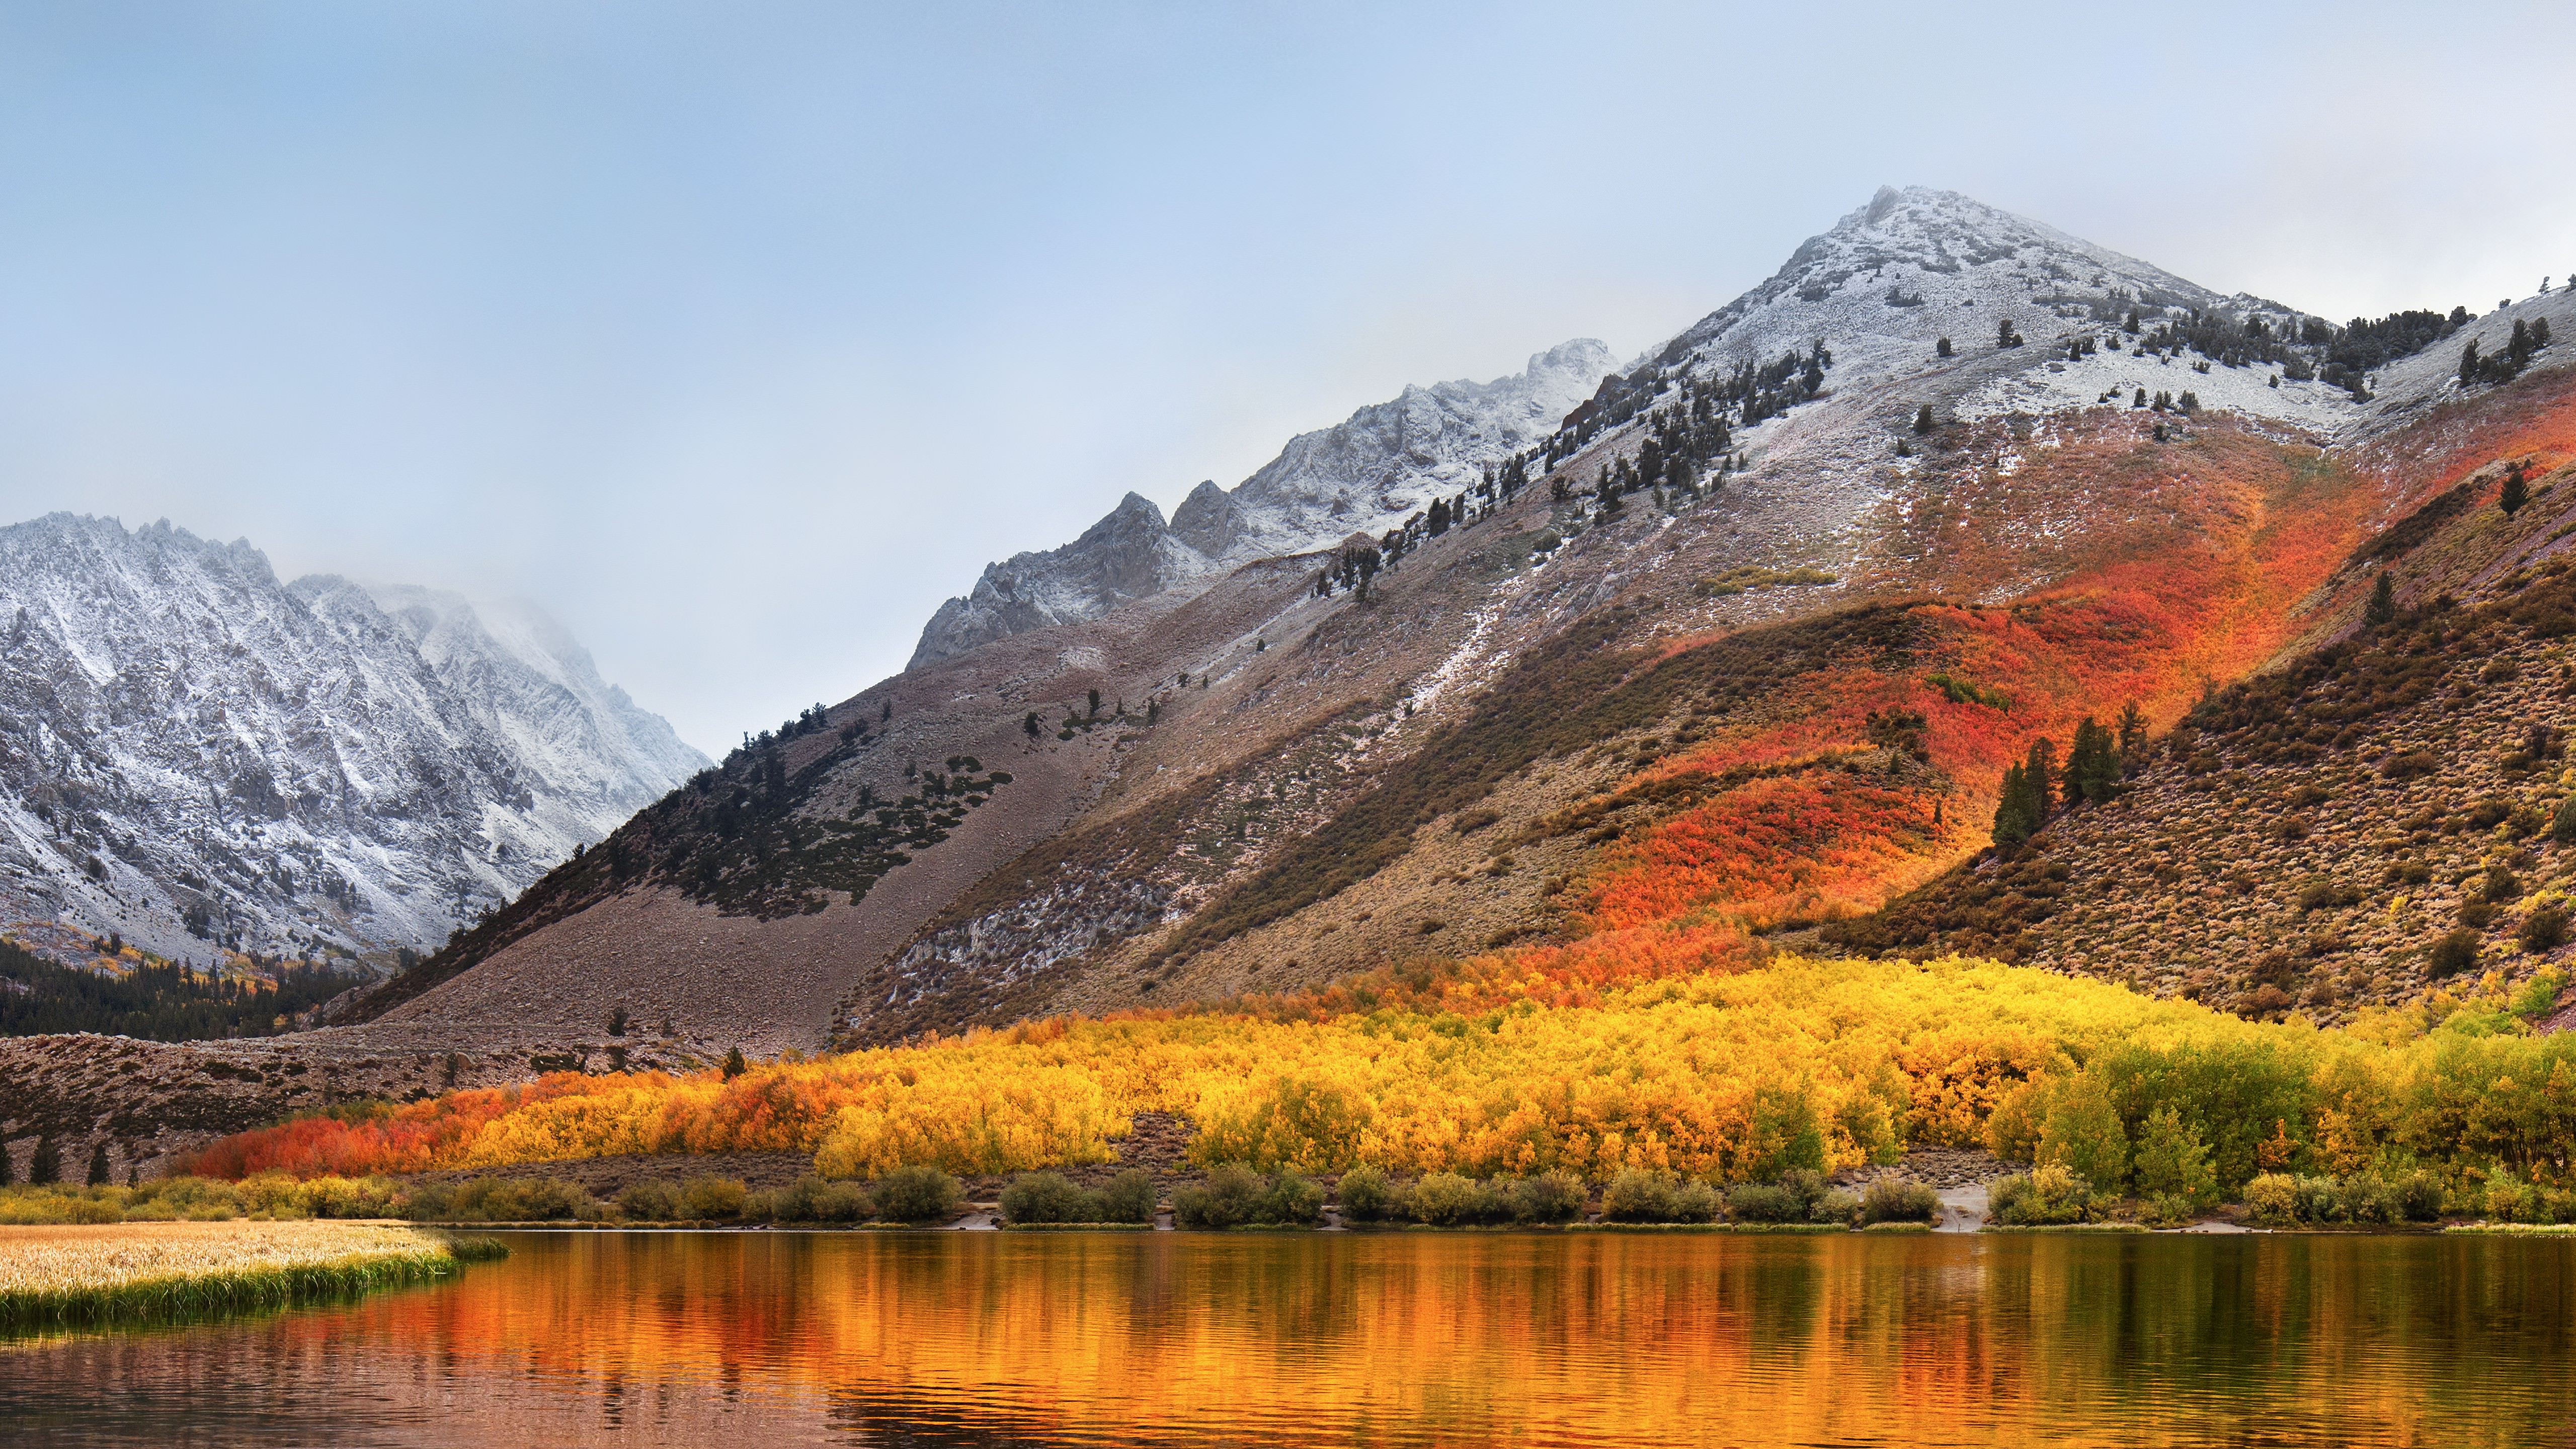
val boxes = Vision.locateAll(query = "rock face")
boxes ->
[907,339,1618,667]
[0,515,707,965]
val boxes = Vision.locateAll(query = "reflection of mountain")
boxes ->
[0,514,705,963]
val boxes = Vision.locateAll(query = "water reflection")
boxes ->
[6,1231,2573,1447]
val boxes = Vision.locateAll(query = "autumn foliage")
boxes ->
[178,400,2576,1199]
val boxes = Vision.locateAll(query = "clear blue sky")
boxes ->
[3,1,2569,753]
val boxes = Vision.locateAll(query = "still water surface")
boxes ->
[5,1229,2573,1447]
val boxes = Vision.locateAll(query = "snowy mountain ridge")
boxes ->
[0,514,707,969]
[908,338,1617,667]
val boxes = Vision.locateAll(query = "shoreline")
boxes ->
[0,1221,505,1330]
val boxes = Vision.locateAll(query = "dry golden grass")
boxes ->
[0,1220,496,1327]
[1,1220,437,1293]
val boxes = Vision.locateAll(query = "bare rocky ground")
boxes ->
[0,1026,712,1184]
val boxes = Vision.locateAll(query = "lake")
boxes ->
[5,1228,2573,1446]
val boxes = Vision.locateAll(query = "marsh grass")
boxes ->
[0,1222,503,1330]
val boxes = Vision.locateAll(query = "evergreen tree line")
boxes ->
[1991,704,2150,846]
[1541,342,1833,466]
[2057,301,2478,403]
[0,937,363,1040]
[1311,485,1505,601]
[2460,318,2553,388]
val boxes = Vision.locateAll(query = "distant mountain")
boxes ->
[908,339,1618,666]
[0,515,707,968]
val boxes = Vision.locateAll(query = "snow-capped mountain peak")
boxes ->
[0,514,707,967]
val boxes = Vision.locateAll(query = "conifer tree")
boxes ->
[2066,717,2119,804]
[2025,738,2058,821]
[722,1047,747,1080]
[1936,336,1954,358]
[2115,701,2148,771]
[86,1141,110,1187]
[2358,572,2398,632]
[0,1138,13,1187]
[2503,462,2529,518]
[29,1134,59,1186]
[1992,763,2035,844]
[1914,404,1936,435]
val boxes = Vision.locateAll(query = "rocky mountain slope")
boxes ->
[908,340,1618,666]
[20,185,2569,1179]
[0,515,706,969]
[335,185,2541,1049]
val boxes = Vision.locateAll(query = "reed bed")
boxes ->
[0,1220,505,1328]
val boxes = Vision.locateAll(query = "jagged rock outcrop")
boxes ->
[0,514,706,966]
[908,339,1617,666]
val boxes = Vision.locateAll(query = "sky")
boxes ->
[3,2,2571,755]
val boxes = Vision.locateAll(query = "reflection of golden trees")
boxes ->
[199,1233,2571,1447]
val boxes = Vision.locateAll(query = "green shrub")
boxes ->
[2430,928,2483,977]
[2290,1174,2347,1223]
[2484,1176,2538,1224]
[1262,1172,1326,1226]
[618,1179,682,1222]
[296,1175,403,1220]
[680,1176,748,1221]
[2342,1175,2401,1225]
[1097,1169,1157,1224]
[1726,1183,1805,1224]
[1990,1164,2094,1226]
[1859,1178,1940,1225]
[1001,1171,1101,1225]
[1174,1165,1265,1228]
[413,1176,593,1223]
[873,1165,963,1224]
[2248,1169,2445,1225]
[1671,1180,1723,1224]
[130,1176,249,1222]
[1600,1169,1676,1223]
[1334,1166,1402,1221]
[770,1174,873,1223]
[0,1188,124,1225]
[1808,1188,1859,1225]
[1506,1170,1586,1224]
[2391,1169,2446,1222]
[1174,1165,1320,1228]
[2245,1172,2298,1226]
[1409,1172,1501,1226]
[2519,904,2569,953]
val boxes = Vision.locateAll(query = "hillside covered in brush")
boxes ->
[11,186,2575,1179]
[1827,367,2576,1020]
